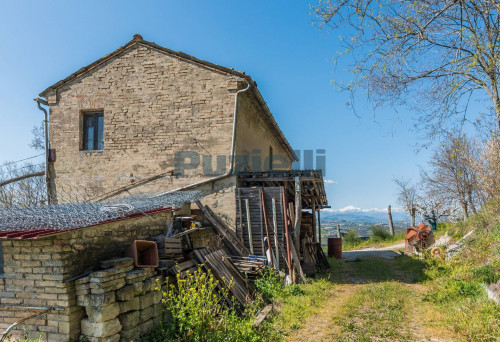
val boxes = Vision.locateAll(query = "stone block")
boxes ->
[153,303,163,317]
[83,334,120,342]
[75,276,90,285]
[118,310,140,328]
[153,291,162,304]
[81,318,121,338]
[119,327,140,342]
[86,303,120,323]
[131,281,143,296]
[139,318,154,335]
[91,267,125,280]
[115,285,134,302]
[138,292,154,310]
[143,276,161,293]
[90,272,125,284]
[100,257,134,269]
[90,278,126,294]
[119,297,140,313]
[77,291,115,307]
[125,269,147,284]
[140,306,154,323]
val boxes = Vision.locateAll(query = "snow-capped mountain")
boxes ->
[321,206,410,223]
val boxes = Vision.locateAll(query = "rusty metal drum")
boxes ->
[327,237,342,259]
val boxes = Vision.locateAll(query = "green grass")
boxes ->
[332,282,414,342]
[342,228,406,251]
[419,198,500,341]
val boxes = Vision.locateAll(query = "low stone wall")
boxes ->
[75,258,163,342]
[0,206,190,341]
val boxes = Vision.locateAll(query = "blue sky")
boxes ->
[0,0,436,210]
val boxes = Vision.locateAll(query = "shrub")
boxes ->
[424,278,484,303]
[370,225,391,242]
[254,268,305,302]
[472,265,500,284]
[343,229,361,245]
[254,268,283,302]
[151,266,274,342]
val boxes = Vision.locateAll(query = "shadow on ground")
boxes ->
[321,253,429,285]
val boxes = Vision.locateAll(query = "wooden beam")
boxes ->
[289,237,307,283]
[318,209,322,246]
[312,200,317,243]
[293,176,302,250]
[245,199,254,254]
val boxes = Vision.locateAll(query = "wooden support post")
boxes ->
[293,176,302,251]
[282,188,293,279]
[289,237,307,283]
[388,205,395,236]
[272,198,280,270]
[237,188,243,242]
[318,209,322,247]
[312,200,317,243]
[260,188,275,268]
[245,199,254,254]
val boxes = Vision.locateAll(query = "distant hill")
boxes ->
[320,206,411,224]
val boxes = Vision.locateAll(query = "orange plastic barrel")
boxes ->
[327,238,342,259]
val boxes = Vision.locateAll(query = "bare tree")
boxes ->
[314,1,500,136]
[394,178,417,226]
[0,162,45,207]
[415,194,452,230]
[420,133,483,220]
[29,122,45,151]
[469,135,500,199]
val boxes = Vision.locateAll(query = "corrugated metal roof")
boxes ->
[0,207,174,240]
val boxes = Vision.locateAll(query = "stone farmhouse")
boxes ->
[0,35,329,342]
[37,34,297,223]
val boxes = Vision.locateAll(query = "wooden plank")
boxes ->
[252,304,273,328]
[293,176,302,252]
[289,236,307,283]
[196,200,250,257]
[245,199,254,254]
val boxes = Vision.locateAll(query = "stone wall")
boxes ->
[0,208,183,341]
[75,258,163,342]
[45,44,239,202]
[43,41,294,224]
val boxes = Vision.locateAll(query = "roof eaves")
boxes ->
[39,36,247,97]
[249,85,298,161]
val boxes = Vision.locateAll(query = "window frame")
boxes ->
[82,111,104,151]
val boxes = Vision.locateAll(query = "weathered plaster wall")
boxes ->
[235,93,293,172]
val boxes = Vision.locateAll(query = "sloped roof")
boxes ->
[0,191,200,239]
[38,34,297,161]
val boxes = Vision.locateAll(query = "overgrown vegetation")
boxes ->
[142,267,278,342]
[420,198,500,341]
[253,268,303,303]
[141,199,500,341]
[342,225,405,251]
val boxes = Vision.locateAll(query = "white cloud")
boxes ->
[338,205,362,212]
[324,179,338,184]
[322,206,406,213]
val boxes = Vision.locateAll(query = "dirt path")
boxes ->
[283,251,461,342]
[285,284,359,342]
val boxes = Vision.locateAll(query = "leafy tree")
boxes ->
[315,0,500,136]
